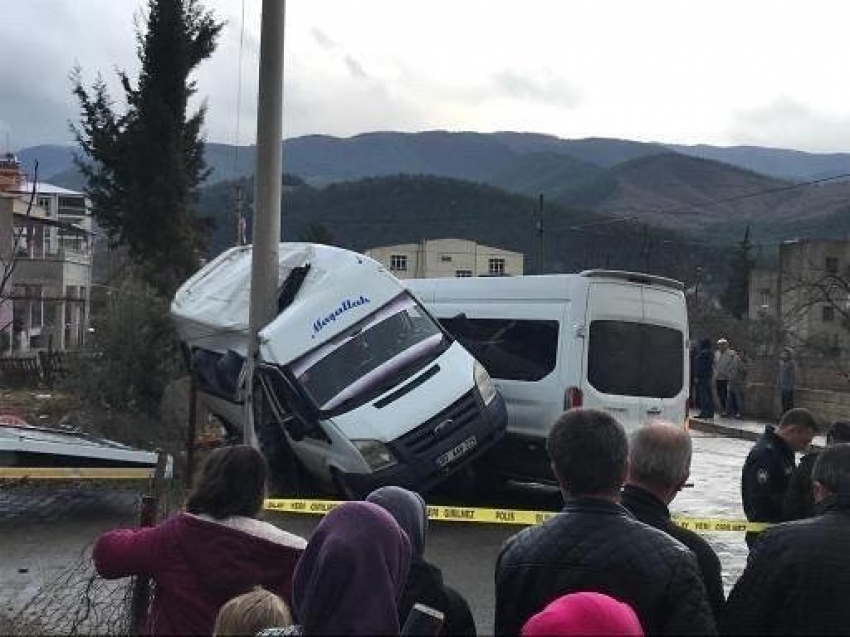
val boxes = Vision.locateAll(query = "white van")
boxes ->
[172,243,507,498]
[405,270,689,483]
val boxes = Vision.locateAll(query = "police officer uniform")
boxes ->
[741,424,795,547]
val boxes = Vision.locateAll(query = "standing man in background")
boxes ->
[778,347,797,414]
[741,408,820,547]
[695,338,715,419]
[714,338,734,417]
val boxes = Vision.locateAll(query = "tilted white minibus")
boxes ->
[172,243,507,498]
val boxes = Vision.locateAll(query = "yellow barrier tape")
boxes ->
[265,498,770,533]
[0,467,156,480]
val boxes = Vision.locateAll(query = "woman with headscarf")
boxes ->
[92,445,307,635]
[367,486,477,636]
[289,501,411,636]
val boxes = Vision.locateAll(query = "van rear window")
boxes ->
[588,321,683,398]
[439,318,558,381]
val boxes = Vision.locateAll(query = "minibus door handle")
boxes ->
[646,406,662,416]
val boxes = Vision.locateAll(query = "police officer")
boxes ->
[741,408,820,547]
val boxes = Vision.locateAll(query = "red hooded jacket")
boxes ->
[93,512,306,635]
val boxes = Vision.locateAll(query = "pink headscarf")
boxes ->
[521,592,644,637]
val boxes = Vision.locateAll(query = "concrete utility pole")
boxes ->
[246,0,286,446]
[536,194,545,274]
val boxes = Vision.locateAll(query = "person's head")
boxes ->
[699,337,712,351]
[717,338,729,352]
[781,347,793,361]
[520,592,644,637]
[777,408,820,452]
[185,445,267,519]
[827,421,850,445]
[627,422,692,504]
[812,443,850,503]
[547,409,628,499]
[213,587,291,636]
[292,501,411,636]
[366,485,428,558]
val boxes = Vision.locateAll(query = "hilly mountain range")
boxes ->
[197,173,730,285]
[16,131,850,242]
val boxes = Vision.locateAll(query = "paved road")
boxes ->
[0,432,754,635]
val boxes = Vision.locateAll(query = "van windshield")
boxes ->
[290,293,446,411]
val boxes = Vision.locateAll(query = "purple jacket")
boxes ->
[93,512,306,635]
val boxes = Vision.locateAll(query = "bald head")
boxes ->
[628,422,692,492]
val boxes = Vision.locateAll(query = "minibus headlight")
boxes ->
[352,439,398,471]
[474,362,497,406]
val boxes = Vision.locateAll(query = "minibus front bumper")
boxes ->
[337,390,507,497]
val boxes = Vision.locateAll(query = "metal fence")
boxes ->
[0,459,174,636]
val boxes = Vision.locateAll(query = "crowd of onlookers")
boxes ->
[92,406,850,636]
[691,337,799,421]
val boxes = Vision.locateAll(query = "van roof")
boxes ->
[405,270,684,303]
[580,270,684,291]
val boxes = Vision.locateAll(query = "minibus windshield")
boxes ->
[290,293,446,411]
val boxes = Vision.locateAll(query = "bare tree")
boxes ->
[780,255,850,383]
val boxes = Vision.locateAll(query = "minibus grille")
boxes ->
[395,391,480,457]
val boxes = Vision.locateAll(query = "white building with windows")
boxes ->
[365,238,523,279]
[0,153,93,353]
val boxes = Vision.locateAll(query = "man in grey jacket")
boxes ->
[714,338,735,416]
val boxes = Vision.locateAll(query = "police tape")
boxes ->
[264,498,771,533]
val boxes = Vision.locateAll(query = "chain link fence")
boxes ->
[0,471,178,636]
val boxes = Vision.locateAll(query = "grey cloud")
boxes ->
[311,28,337,50]
[344,55,368,79]
[728,97,850,152]
[492,70,581,108]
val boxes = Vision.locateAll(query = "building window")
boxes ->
[823,305,835,322]
[488,258,506,276]
[440,254,452,262]
[825,257,839,275]
[390,254,407,272]
[37,197,51,213]
[759,288,771,309]
[455,270,472,278]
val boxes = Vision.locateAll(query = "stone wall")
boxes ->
[742,382,850,425]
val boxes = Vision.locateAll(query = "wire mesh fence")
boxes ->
[0,475,178,636]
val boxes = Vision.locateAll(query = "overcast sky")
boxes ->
[3,0,850,153]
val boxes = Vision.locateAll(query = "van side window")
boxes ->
[588,320,683,398]
[440,318,558,381]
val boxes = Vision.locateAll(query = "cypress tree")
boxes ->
[721,226,756,319]
[71,0,223,295]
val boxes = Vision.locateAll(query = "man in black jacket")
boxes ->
[694,338,715,418]
[741,408,819,547]
[724,443,850,635]
[621,422,725,623]
[494,409,716,636]
[782,420,850,521]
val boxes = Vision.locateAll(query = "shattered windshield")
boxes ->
[290,293,445,411]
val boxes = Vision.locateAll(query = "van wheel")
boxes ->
[331,469,361,501]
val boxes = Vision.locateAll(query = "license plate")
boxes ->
[436,435,478,468]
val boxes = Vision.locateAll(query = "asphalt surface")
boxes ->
[0,431,753,635]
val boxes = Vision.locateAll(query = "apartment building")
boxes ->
[365,238,523,279]
[749,239,850,353]
[0,153,93,353]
